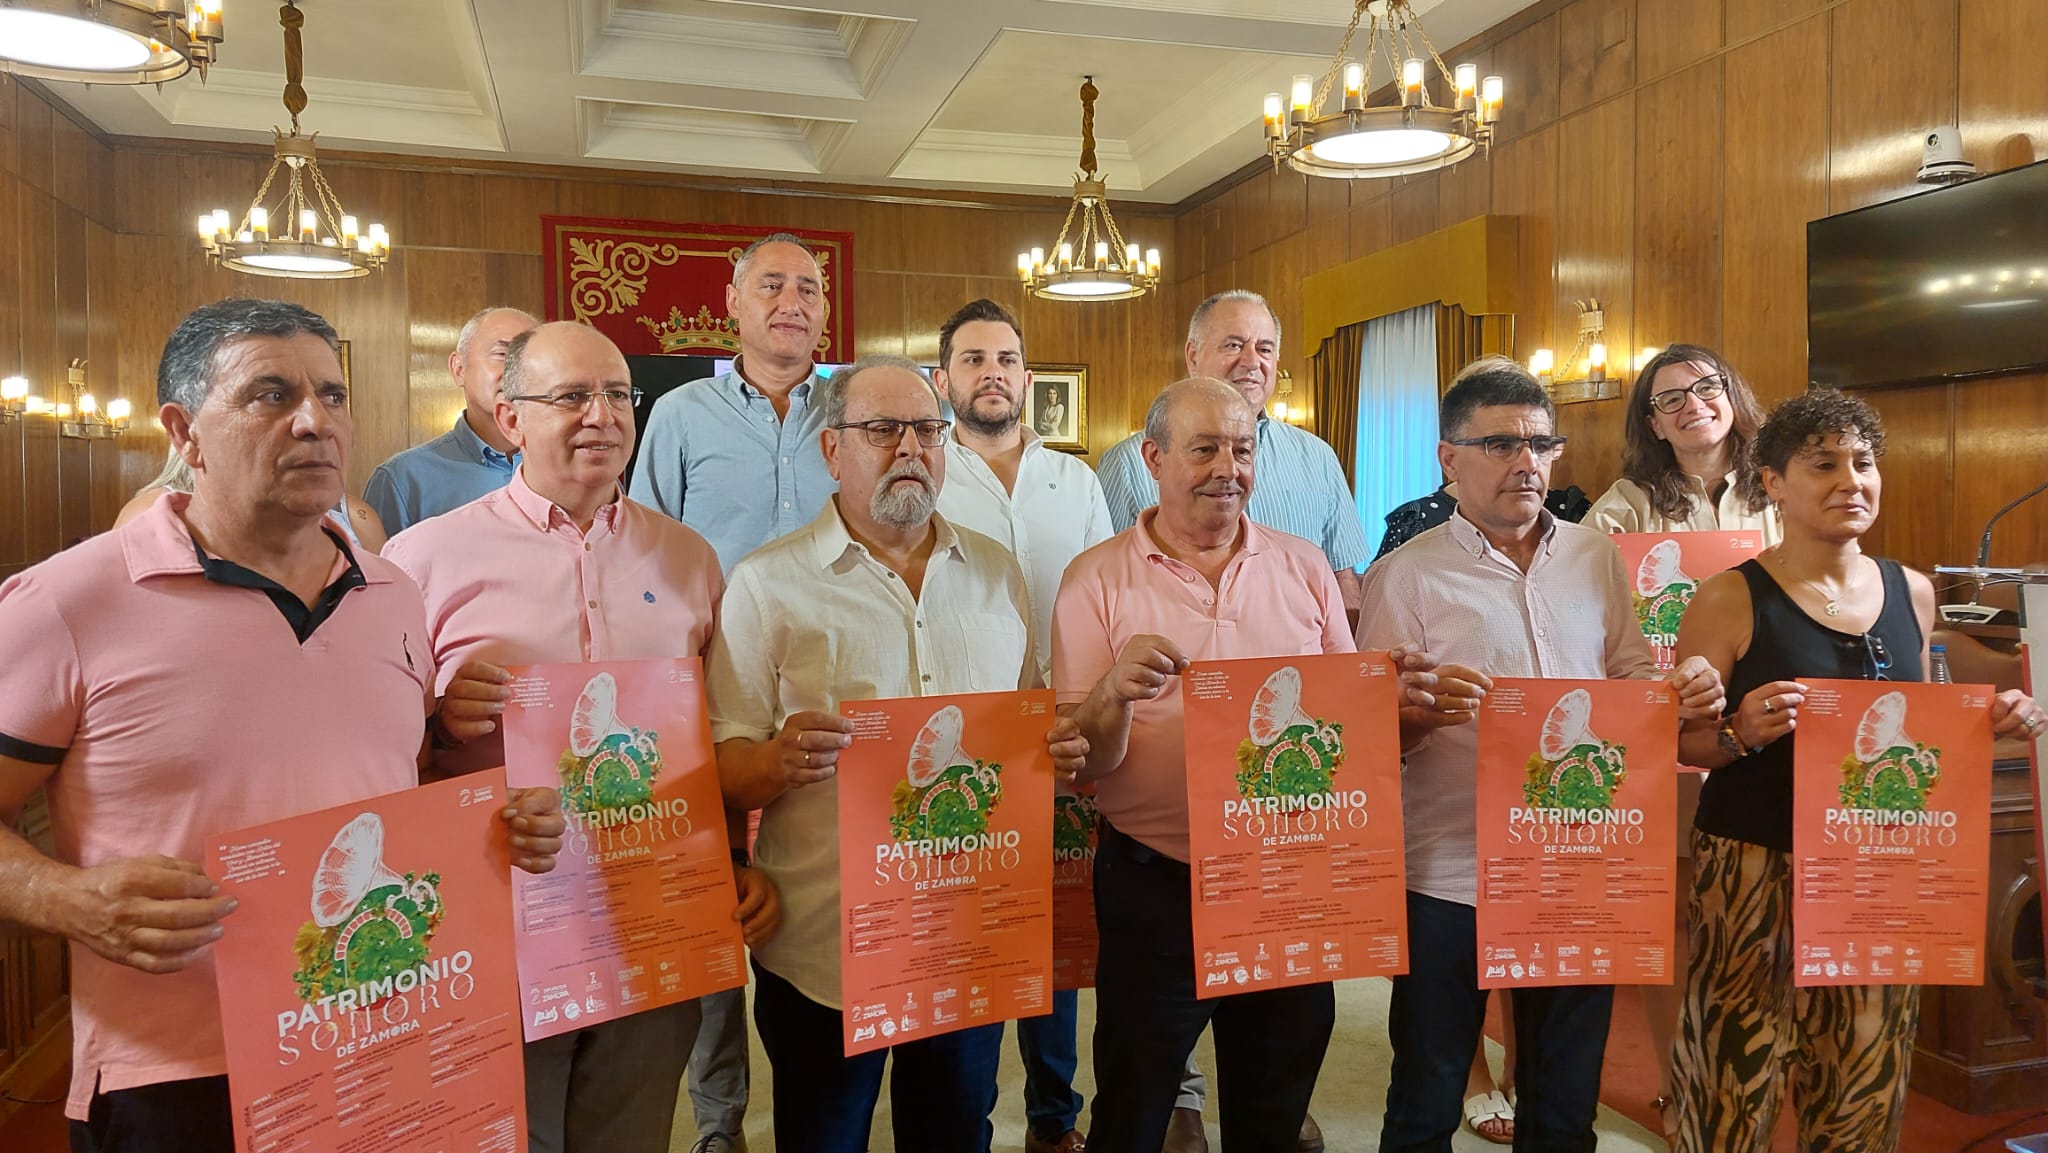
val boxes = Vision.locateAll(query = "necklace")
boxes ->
[1771,549,1863,616]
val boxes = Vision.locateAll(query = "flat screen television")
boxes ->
[1807,159,2048,390]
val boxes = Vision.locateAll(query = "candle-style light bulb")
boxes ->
[78,393,98,416]
[106,398,132,423]
[1455,63,1478,110]
[1057,243,1073,271]
[1342,61,1365,110]
[1030,246,1045,271]
[250,206,268,237]
[1017,253,1033,281]
[1481,75,1504,123]
[1,377,26,402]
[1125,242,1141,270]
[299,209,318,239]
[1093,241,1110,268]
[1529,349,1555,378]
[1402,58,1425,105]
[341,215,358,243]
[1145,248,1160,275]
[1290,74,1313,121]
[198,214,215,241]
[1263,92,1284,138]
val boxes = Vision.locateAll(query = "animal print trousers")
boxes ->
[1669,830,1922,1153]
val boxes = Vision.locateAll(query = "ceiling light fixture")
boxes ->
[0,0,222,85]
[1018,77,1160,302]
[1262,0,1501,180]
[199,0,388,279]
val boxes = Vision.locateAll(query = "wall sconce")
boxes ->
[1269,369,1307,425]
[0,375,27,421]
[58,359,129,440]
[1528,300,1624,404]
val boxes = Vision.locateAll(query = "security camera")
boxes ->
[1917,127,1977,186]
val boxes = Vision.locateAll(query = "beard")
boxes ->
[949,388,1020,438]
[870,460,938,528]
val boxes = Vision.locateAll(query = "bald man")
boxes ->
[366,305,536,532]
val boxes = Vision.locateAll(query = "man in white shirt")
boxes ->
[707,356,1089,1152]
[934,300,1110,1153]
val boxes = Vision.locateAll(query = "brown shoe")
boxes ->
[1162,1105,1210,1153]
[1297,1111,1326,1153]
[1026,1131,1086,1153]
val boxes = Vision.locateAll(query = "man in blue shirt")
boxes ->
[364,306,535,533]
[629,233,838,576]
[628,232,837,1153]
[1097,291,1370,614]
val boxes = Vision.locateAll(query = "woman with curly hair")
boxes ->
[1586,344,1778,541]
[1665,389,2043,1152]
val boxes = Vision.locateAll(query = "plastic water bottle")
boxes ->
[1929,644,1952,684]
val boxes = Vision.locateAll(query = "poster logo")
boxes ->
[1235,666,1348,799]
[294,813,444,1005]
[1632,540,1697,650]
[1839,691,1942,811]
[1523,689,1629,810]
[559,671,664,815]
[891,705,1006,842]
[1052,791,1098,857]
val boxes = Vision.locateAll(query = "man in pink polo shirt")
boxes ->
[1053,378,1484,1151]
[0,299,564,1153]
[384,321,779,1153]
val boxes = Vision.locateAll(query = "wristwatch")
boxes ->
[1717,722,1748,760]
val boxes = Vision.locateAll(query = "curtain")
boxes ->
[1309,323,1364,487]
[1435,304,1517,394]
[1353,304,1441,558]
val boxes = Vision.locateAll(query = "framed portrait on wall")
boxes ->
[1023,364,1087,454]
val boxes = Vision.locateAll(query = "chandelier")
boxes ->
[198,1,388,279]
[1262,0,1502,179]
[1017,78,1160,302]
[0,1,222,84]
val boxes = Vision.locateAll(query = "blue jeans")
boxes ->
[751,959,1003,1153]
[1088,823,1333,1151]
[1015,989,1084,1140]
[1379,891,1614,1153]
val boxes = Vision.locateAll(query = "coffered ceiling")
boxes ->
[45,0,1536,204]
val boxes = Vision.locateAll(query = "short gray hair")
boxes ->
[157,298,340,411]
[455,306,536,361]
[1143,377,1247,450]
[819,355,940,427]
[1187,290,1282,348]
[1440,355,1556,439]
[732,232,816,287]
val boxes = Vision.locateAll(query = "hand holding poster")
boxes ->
[1051,782,1100,990]
[500,658,746,1041]
[838,691,1056,1055]
[207,770,526,1153]
[1182,652,1408,998]
[1611,532,1766,671]
[1793,680,1993,986]
[1477,679,1677,988]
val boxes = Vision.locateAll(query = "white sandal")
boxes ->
[1463,1090,1514,1145]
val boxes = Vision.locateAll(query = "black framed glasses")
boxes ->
[507,386,641,412]
[1648,374,1730,414]
[1446,434,1568,461]
[833,419,950,448]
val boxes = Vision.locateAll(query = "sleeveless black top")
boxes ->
[1693,558,1923,852]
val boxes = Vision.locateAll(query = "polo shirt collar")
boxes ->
[1131,508,1267,563]
[1447,507,1559,561]
[122,492,394,587]
[450,411,516,469]
[731,356,823,402]
[811,496,964,570]
[505,467,624,534]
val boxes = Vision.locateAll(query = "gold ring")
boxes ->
[804,749,812,767]
[1764,699,1775,714]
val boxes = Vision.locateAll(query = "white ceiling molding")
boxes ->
[577,0,914,101]
[580,97,853,173]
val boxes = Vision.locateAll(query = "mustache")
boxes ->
[871,460,938,527]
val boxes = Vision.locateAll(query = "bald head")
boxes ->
[451,306,539,419]
[1144,377,1254,451]
[1141,377,1256,541]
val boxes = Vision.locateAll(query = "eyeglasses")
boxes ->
[508,386,641,412]
[1648,374,1730,414]
[1861,634,1892,682]
[833,419,951,448]
[1446,434,1569,461]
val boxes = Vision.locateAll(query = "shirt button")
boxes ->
[584,543,592,552]
[922,673,932,682]
[783,457,791,464]
[1536,628,1547,638]
[915,620,924,628]
[783,501,792,509]
[588,600,598,609]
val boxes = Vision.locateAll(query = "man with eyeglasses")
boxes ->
[1357,356,1727,1153]
[383,322,779,1153]
[707,355,1089,1152]
[366,305,536,533]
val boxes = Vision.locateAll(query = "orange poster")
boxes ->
[1611,531,1766,671]
[1182,652,1408,999]
[1476,679,1678,988]
[837,691,1056,1055]
[1051,782,1100,990]
[500,658,746,1040]
[206,770,526,1153]
[1792,679,1995,986]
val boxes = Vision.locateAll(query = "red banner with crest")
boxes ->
[540,216,855,362]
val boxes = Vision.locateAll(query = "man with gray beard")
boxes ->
[707,356,1089,1151]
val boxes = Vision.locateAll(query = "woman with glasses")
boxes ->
[1665,389,2042,1152]
[1586,344,1778,541]
[1584,345,1776,1135]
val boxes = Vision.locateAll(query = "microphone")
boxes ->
[1979,478,2048,570]
[1940,478,2048,625]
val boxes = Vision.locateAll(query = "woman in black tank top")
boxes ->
[1659,391,2042,1153]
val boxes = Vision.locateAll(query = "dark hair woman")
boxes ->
[1586,344,1777,542]
[1665,388,2043,1151]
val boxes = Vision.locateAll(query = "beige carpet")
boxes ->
[677,975,1663,1152]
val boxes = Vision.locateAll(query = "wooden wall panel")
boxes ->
[1636,0,1724,82]
[1951,372,2048,568]
[1632,60,1724,352]
[1348,191,1393,261]
[1490,124,1560,356]
[1856,383,1954,572]
[1390,175,1443,245]
[1555,95,1635,360]
[1559,0,1637,115]
[1491,14,1563,144]
[1827,0,1958,213]
[1727,0,1826,43]
[1958,0,2048,174]
[1721,13,1830,400]
[1437,151,1493,230]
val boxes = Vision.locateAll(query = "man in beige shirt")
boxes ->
[707,356,1088,1152]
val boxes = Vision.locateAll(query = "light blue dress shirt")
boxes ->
[363,413,518,534]
[628,368,838,574]
[1095,414,1372,572]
